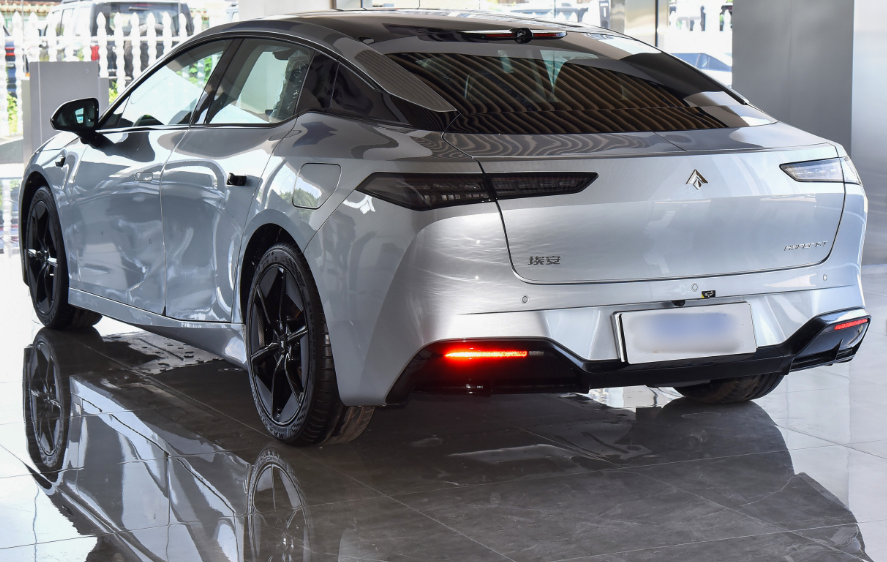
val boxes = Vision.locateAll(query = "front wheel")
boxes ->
[245,243,373,446]
[674,373,784,404]
[25,187,102,330]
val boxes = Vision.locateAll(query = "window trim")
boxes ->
[95,29,425,134]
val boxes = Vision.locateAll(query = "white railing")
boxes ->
[0,10,205,136]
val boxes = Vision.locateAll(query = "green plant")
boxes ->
[7,93,18,134]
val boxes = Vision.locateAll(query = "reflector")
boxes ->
[444,350,529,359]
[834,318,868,331]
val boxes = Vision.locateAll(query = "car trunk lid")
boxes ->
[445,125,845,284]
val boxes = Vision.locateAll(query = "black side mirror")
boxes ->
[51,98,99,138]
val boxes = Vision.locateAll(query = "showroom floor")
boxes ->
[0,256,885,562]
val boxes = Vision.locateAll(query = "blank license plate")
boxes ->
[616,303,757,364]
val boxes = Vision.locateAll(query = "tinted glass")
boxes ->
[330,65,401,124]
[205,39,313,125]
[296,52,337,114]
[387,32,741,134]
[102,40,229,129]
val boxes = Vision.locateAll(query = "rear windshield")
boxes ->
[385,32,743,135]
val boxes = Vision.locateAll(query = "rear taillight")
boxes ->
[90,45,100,61]
[488,172,597,200]
[356,172,596,211]
[780,158,844,183]
[356,173,489,211]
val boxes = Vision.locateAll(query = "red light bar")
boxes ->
[444,350,529,360]
[834,318,869,331]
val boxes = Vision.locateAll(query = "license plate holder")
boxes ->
[615,303,757,364]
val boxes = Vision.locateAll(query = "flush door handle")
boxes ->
[227,173,248,187]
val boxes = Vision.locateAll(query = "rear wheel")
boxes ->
[25,187,102,330]
[245,242,373,446]
[674,373,784,404]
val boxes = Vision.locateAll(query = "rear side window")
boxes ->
[204,39,314,125]
[330,65,402,124]
[386,33,742,134]
[296,53,337,114]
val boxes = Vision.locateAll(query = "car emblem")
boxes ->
[687,170,708,190]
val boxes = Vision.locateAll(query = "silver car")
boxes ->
[20,10,870,445]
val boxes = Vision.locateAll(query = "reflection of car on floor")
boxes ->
[19,10,871,447]
[19,328,874,561]
[671,52,732,86]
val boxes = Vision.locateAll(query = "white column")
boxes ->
[12,12,23,134]
[129,13,141,78]
[97,13,108,78]
[161,12,172,57]
[146,13,157,67]
[114,13,125,90]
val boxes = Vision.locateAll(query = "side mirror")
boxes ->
[50,98,99,138]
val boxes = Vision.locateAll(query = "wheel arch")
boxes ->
[237,220,303,326]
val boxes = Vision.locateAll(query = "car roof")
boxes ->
[190,9,610,113]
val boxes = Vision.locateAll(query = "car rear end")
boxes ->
[301,16,869,405]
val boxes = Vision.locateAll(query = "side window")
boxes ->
[203,39,314,125]
[330,65,402,124]
[295,53,337,114]
[102,40,230,130]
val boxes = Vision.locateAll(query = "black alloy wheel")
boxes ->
[26,197,60,317]
[246,243,374,445]
[24,187,102,329]
[249,262,311,429]
[23,335,70,473]
[247,447,312,561]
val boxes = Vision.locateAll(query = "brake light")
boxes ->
[488,172,597,199]
[463,29,566,41]
[780,158,844,183]
[356,173,490,211]
[834,318,868,331]
[445,350,529,360]
[356,172,597,211]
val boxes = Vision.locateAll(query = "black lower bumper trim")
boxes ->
[385,308,870,404]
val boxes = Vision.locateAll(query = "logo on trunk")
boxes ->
[687,170,708,190]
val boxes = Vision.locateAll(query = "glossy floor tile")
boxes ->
[0,256,885,561]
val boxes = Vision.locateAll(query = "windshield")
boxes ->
[385,32,746,134]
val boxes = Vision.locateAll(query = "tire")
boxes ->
[674,373,785,404]
[24,187,102,330]
[23,330,72,477]
[245,242,373,446]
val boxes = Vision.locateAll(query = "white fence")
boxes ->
[1,10,206,136]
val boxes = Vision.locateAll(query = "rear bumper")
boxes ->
[386,308,870,403]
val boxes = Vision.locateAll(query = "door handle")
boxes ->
[227,173,248,187]
[135,172,154,181]
[54,155,66,167]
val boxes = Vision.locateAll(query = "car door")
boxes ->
[160,38,315,321]
[67,39,231,313]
